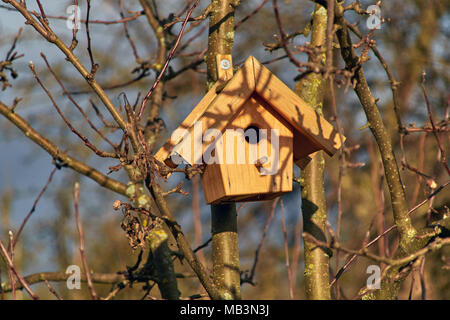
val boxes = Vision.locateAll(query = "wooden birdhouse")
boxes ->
[155,56,345,204]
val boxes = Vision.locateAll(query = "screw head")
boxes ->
[220,59,231,70]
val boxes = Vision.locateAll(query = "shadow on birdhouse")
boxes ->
[155,56,345,204]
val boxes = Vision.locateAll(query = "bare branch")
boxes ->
[0,101,127,196]
[0,239,39,299]
[138,0,201,119]
[421,72,450,176]
[280,199,294,299]
[29,61,118,159]
[44,280,63,300]
[73,182,98,300]
[13,167,57,249]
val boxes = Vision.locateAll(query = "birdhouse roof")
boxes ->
[155,56,345,168]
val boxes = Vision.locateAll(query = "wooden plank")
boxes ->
[216,54,233,81]
[294,152,318,170]
[253,93,320,169]
[155,56,256,166]
[199,56,255,132]
[252,56,345,156]
[210,191,287,204]
[176,57,256,165]
[201,163,226,204]
[154,81,220,165]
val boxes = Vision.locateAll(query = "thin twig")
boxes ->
[0,268,4,300]
[192,175,205,265]
[6,231,16,300]
[42,11,144,25]
[69,0,79,51]
[5,27,23,61]
[102,280,129,300]
[235,0,268,29]
[44,280,63,300]
[119,0,140,61]
[0,101,127,196]
[13,167,57,248]
[85,0,97,74]
[325,1,346,295]
[138,0,201,119]
[421,72,450,176]
[419,257,426,300]
[6,0,130,136]
[330,179,450,286]
[409,132,427,207]
[408,267,416,300]
[280,199,294,299]
[163,3,212,29]
[305,232,450,267]
[0,239,39,300]
[193,237,212,253]
[29,62,118,158]
[272,0,300,69]
[290,207,303,286]
[73,182,98,300]
[35,0,47,22]
[40,53,117,150]
[346,22,404,132]
[242,198,279,285]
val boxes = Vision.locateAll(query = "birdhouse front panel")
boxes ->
[201,94,293,204]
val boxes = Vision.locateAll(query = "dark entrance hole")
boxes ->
[244,125,261,144]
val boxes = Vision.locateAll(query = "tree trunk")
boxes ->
[295,4,331,300]
[332,1,416,299]
[137,0,181,300]
[207,0,241,300]
[126,180,181,300]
